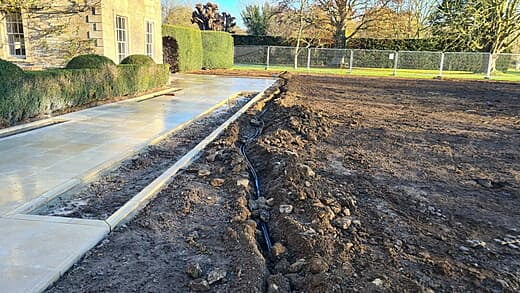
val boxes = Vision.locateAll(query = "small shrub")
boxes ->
[0,58,24,82]
[120,54,155,66]
[66,54,116,69]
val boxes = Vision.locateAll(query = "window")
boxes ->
[145,21,154,58]
[5,11,26,58]
[115,16,128,62]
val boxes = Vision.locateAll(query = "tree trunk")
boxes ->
[334,28,346,48]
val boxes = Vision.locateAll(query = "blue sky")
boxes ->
[217,0,254,27]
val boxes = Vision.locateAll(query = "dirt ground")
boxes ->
[48,74,519,292]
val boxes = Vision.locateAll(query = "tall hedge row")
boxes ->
[162,25,203,71]
[162,25,234,71]
[0,62,169,126]
[201,31,234,69]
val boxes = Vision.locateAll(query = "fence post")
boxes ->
[393,51,399,76]
[485,53,493,79]
[266,46,271,70]
[307,48,311,71]
[438,52,445,78]
[349,50,354,74]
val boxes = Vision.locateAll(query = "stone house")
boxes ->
[0,0,163,69]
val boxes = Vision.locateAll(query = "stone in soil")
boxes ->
[207,268,227,285]
[190,278,210,291]
[210,178,225,187]
[185,262,203,279]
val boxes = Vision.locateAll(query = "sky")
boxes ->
[163,0,268,28]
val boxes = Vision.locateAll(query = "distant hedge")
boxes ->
[232,35,481,52]
[201,31,234,69]
[162,25,203,71]
[162,25,234,71]
[0,59,169,126]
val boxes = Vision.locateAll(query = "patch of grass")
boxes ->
[234,64,520,82]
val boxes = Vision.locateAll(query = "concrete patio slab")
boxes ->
[0,215,109,293]
[0,74,275,216]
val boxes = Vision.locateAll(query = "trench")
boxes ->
[238,75,288,255]
[239,103,274,251]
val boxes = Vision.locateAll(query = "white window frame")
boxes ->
[115,15,128,62]
[145,21,154,58]
[5,11,26,59]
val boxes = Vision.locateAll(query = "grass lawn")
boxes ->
[234,64,520,82]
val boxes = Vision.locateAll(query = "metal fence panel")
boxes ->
[234,45,267,65]
[234,45,520,80]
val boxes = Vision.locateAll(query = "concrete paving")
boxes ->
[0,74,276,292]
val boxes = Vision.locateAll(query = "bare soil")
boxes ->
[47,74,520,292]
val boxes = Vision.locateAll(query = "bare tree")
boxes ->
[316,0,392,48]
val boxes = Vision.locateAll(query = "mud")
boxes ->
[48,74,520,292]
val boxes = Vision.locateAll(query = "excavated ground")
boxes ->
[48,74,520,292]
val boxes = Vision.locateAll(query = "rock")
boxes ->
[198,169,211,177]
[272,242,287,257]
[288,259,306,273]
[466,239,486,248]
[189,278,210,291]
[207,268,227,285]
[250,118,263,127]
[304,181,311,187]
[266,198,275,206]
[185,262,202,279]
[237,178,250,189]
[267,274,291,293]
[206,153,217,162]
[459,245,470,252]
[343,208,351,216]
[298,164,315,177]
[474,178,492,188]
[279,205,293,214]
[309,257,329,274]
[371,278,384,287]
[333,217,352,230]
[352,220,361,226]
[210,178,225,187]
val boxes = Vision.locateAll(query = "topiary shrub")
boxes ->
[120,54,155,66]
[66,54,116,69]
[0,58,24,82]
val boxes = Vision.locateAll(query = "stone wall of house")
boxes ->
[100,0,163,64]
[0,0,101,69]
[0,0,163,69]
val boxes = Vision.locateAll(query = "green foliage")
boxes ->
[0,64,169,126]
[120,55,155,66]
[162,25,203,71]
[241,3,275,36]
[66,54,116,69]
[201,31,234,69]
[0,58,24,83]
[162,25,234,71]
[233,35,329,47]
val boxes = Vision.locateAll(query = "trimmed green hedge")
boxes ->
[66,54,116,69]
[201,31,234,69]
[121,54,155,66]
[162,25,234,71]
[162,25,202,71]
[0,61,169,126]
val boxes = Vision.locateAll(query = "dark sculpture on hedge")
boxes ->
[191,2,236,33]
